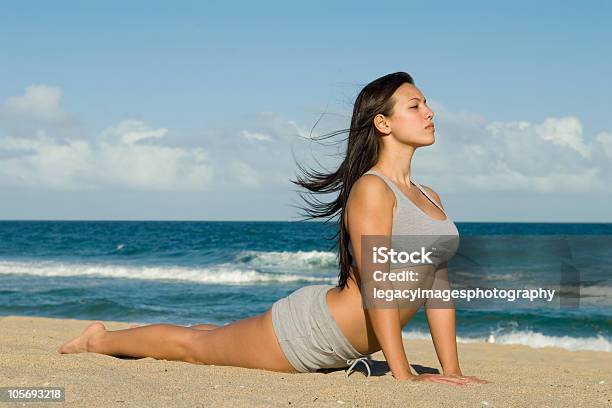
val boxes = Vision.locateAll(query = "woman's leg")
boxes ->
[189,323,220,330]
[126,323,220,330]
[58,309,298,373]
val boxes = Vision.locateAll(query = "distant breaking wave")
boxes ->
[0,260,336,285]
[234,250,337,270]
[402,329,611,352]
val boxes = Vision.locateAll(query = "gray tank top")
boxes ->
[347,169,460,268]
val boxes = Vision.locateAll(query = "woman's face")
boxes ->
[378,83,435,147]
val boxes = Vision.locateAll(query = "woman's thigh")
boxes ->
[189,308,298,373]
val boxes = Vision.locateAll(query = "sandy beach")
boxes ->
[0,315,610,407]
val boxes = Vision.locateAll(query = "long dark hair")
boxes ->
[290,72,415,289]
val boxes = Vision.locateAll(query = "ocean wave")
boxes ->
[234,250,337,269]
[565,284,612,298]
[401,329,611,352]
[401,330,481,343]
[520,283,612,300]
[493,330,611,352]
[0,260,336,285]
[454,270,527,281]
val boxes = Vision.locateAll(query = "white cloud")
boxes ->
[1,87,312,192]
[101,120,168,145]
[0,86,219,192]
[240,130,272,142]
[94,123,212,191]
[416,102,610,194]
[228,159,261,187]
[534,117,591,158]
[0,122,214,191]
[1,86,610,196]
[4,85,65,121]
[594,132,612,158]
[263,106,606,197]
[243,112,323,143]
[288,119,321,140]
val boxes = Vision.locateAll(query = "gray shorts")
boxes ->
[271,284,371,374]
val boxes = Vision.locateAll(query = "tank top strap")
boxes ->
[410,181,445,213]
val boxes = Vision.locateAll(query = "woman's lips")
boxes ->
[425,124,435,130]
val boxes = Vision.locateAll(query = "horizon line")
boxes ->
[0,219,610,224]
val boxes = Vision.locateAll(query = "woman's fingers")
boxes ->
[440,376,469,385]
[462,375,490,384]
[408,374,490,386]
[450,375,489,384]
[419,374,469,386]
[431,377,466,386]
[443,374,491,385]
[424,374,492,386]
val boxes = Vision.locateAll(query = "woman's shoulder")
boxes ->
[347,172,395,208]
[350,173,394,199]
[343,173,395,230]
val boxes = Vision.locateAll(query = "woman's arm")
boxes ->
[418,188,462,374]
[346,176,415,380]
[424,263,461,375]
[425,264,489,384]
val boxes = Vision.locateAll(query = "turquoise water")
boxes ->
[0,221,610,352]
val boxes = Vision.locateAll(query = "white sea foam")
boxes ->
[454,270,527,281]
[576,285,612,298]
[401,330,481,344]
[522,283,612,303]
[236,250,337,269]
[493,330,611,352]
[402,329,611,352]
[0,260,336,285]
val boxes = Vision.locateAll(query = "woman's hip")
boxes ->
[271,284,368,373]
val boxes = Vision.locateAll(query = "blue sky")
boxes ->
[0,0,610,221]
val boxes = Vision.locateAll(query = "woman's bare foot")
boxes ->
[57,322,106,354]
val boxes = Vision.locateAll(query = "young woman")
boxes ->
[58,72,488,386]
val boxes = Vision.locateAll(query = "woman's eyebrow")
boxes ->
[408,97,426,103]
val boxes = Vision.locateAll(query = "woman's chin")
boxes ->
[406,135,435,148]
[419,137,436,147]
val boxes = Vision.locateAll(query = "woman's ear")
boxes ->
[373,114,391,135]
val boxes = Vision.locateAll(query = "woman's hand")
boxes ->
[443,370,491,384]
[398,373,490,386]
[403,374,469,386]
[445,374,490,384]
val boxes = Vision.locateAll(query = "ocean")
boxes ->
[1,221,610,352]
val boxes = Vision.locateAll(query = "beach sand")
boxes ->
[1,315,610,407]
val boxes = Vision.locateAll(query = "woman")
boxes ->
[58,72,488,386]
